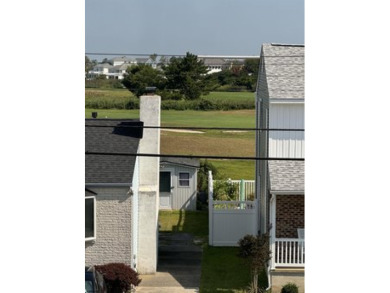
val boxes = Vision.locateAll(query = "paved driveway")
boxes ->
[136,233,202,293]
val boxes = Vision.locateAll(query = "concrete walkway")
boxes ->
[136,233,202,293]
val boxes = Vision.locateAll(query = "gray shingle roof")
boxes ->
[268,160,304,193]
[199,58,227,66]
[262,43,304,99]
[85,119,141,184]
[160,157,200,168]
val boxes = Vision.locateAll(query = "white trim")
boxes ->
[270,194,276,270]
[269,99,304,104]
[85,196,96,242]
[271,191,304,195]
[85,183,131,187]
[178,172,190,188]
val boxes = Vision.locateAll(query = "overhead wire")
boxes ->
[85,152,304,161]
[84,124,304,131]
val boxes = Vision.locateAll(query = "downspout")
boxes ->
[265,194,276,291]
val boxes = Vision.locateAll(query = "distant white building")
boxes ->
[87,56,137,80]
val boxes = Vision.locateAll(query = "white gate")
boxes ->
[208,171,259,246]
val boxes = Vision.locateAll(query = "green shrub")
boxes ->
[157,89,184,100]
[281,283,299,293]
[213,180,239,201]
[197,160,219,193]
[95,263,141,293]
[85,79,125,89]
[214,84,250,92]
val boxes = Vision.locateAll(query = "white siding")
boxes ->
[269,103,304,158]
[131,157,139,270]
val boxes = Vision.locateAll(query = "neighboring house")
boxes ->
[85,118,142,269]
[255,43,305,292]
[87,56,137,80]
[85,95,161,275]
[159,157,200,210]
[198,57,228,74]
[87,63,113,79]
[109,56,137,67]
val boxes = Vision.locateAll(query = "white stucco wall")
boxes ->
[137,95,161,274]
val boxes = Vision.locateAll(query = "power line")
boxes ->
[84,124,305,132]
[86,52,303,58]
[85,152,304,161]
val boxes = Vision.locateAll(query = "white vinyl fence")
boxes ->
[208,172,258,246]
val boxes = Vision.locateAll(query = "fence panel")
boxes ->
[209,172,258,246]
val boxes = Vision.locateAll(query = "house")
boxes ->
[198,57,227,74]
[85,95,161,275]
[255,43,305,292]
[87,56,136,80]
[159,157,200,210]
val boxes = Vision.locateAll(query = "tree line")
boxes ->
[86,52,260,100]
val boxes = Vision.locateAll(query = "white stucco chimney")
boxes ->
[137,94,161,274]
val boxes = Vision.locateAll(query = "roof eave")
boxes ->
[270,190,305,195]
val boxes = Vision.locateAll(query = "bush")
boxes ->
[157,89,184,100]
[281,283,299,293]
[85,79,125,89]
[213,180,239,201]
[197,160,219,193]
[95,263,141,293]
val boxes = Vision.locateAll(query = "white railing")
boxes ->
[273,238,305,268]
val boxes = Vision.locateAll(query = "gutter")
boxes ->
[271,190,304,195]
[85,183,132,188]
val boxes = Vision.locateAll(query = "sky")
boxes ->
[85,0,304,60]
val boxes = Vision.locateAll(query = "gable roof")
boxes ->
[85,119,142,184]
[268,160,304,193]
[160,157,200,168]
[261,43,304,100]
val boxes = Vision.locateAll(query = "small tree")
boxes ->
[238,229,272,293]
[95,263,141,293]
[122,64,166,97]
[164,52,214,100]
[197,160,219,193]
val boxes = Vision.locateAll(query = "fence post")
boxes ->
[208,171,213,246]
[240,179,245,209]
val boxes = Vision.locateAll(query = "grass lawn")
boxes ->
[158,211,253,293]
[200,246,251,293]
[202,91,254,104]
[85,108,256,179]
[85,108,255,128]
[209,160,255,180]
[159,210,208,238]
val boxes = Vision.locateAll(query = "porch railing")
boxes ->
[272,238,305,268]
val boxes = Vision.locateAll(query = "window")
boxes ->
[160,171,171,192]
[178,172,190,187]
[85,196,96,241]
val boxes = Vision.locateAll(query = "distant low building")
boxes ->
[87,56,137,80]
